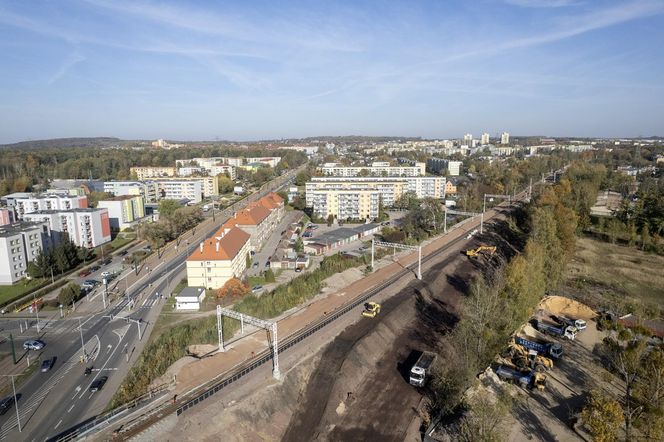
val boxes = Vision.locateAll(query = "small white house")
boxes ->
[175,287,206,311]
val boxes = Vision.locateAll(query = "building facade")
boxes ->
[501,132,510,145]
[0,221,52,285]
[305,176,445,220]
[481,133,490,145]
[22,208,111,248]
[1,193,88,220]
[130,166,177,180]
[97,195,146,230]
[103,181,158,203]
[153,176,218,200]
[320,162,425,177]
[0,208,13,226]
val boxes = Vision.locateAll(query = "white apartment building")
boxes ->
[153,176,219,199]
[103,181,158,203]
[97,195,146,230]
[463,133,473,146]
[245,157,282,168]
[22,208,111,249]
[448,161,462,176]
[0,221,51,285]
[130,166,177,180]
[501,132,510,145]
[481,133,490,145]
[320,162,426,177]
[305,176,445,220]
[1,193,88,220]
[281,146,319,155]
[175,158,238,179]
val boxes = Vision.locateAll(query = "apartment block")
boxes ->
[103,181,158,203]
[153,176,219,200]
[97,195,146,230]
[320,161,425,177]
[186,225,251,290]
[225,192,284,251]
[305,176,445,220]
[1,193,88,220]
[176,157,244,168]
[0,221,52,285]
[0,208,13,226]
[22,208,111,249]
[425,159,462,176]
[130,166,177,180]
[245,157,281,168]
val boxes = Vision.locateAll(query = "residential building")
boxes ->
[501,132,510,145]
[103,181,159,203]
[425,159,461,176]
[1,193,88,220]
[153,176,219,200]
[320,162,425,177]
[49,179,104,195]
[22,208,111,248]
[0,208,13,226]
[0,221,52,285]
[175,158,238,179]
[245,157,281,168]
[305,176,445,220]
[281,146,319,156]
[186,224,251,290]
[445,180,457,195]
[97,195,146,230]
[481,133,490,145]
[447,161,462,176]
[130,166,177,180]
[463,133,473,146]
[225,193,285,251]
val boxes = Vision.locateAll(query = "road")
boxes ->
[0,167,300,442]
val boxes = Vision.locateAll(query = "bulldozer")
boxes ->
[465,245,497,258]
[503,343,554,372]
[362,302,381,318]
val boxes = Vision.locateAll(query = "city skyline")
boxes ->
[1,0,663,143]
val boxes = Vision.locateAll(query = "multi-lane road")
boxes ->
[0,168,300,441]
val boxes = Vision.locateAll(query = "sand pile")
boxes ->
[537,295,596,320]
[187,344,218,358]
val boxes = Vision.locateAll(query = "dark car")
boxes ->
[79,269,91,277]
[40,356,56,373]
[89,376,108,393]
[84,366,93,376]
[0,396,15,415]
[90,265,100,272]
[119,250,128,256]
[101,258,112,266]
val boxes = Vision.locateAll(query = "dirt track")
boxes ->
[281,233,480,441]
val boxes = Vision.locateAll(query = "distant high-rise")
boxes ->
[501,132,510,145]
[463,133,473,146]
[481,133,490,145]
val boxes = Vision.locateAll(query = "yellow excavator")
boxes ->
[465,245,497,258]
[502,343,554,372]
[362,302,381,318]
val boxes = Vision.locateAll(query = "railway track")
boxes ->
[57,189,531,441]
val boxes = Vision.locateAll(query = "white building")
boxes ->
[481,133,490,145]
[175,158,237,179]
[447,161,462,176]
[97,195,146,230]
[281,146,319,156]
[1,193,88,220]
[175,287,206,310]
[321,162,426,177]
[22,208,111,249]
[0,221,52,285]
[155,180,203,203]
[501,132,510,145]
[463,133,473,146]
[103,181,158,203]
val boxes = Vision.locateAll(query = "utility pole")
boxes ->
[11,375,21,432]
[9,333,16,364]
[78,317,86,362]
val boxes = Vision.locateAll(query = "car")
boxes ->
[252,262,259,268]
[90,265,100,272]
[79,269,91,277]
[295,268,302,273]
[84,366,93,376]
[250,251,256,256]
[101,258,112,265]
[265,261,270,268]
[100,271,111,279]
[84,279,99,286]
[252,285,264,293]
[89,376,108,393]
[23,340,45,351]
[119,250,128,256]
[0,397,15,416]
[40,356,56,373]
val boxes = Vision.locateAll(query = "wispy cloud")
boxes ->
[48,52,85,84]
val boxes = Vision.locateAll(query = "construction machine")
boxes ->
[465,245,497,258]
[503,343,554,372]
[362,302,381,318]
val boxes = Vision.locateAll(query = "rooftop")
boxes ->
[311,223,380,245]
[0,221,47,238]
[187,226,250,262]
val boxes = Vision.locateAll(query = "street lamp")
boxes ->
[0,375,21,432]
[78,318,86,362]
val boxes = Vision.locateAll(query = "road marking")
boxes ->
[142,297,148,307]
[71,386,81,400]
[107,344,112,354]
[54,419,62,430]
[67,403,75,413]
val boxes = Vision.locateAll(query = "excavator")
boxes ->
[465,245,497,258]
[362,302,381,318]
[502,343,554,372]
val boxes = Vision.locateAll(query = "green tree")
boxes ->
[641,223,651,251]
[327,214,334,227]
[58,283,80,307]
[456,388,513,442]
[158,199,182,218]
[294,237,304,253]
[581,389,624,442]
[264,268,276,283]
[217,175,234,194]
[294,170,311,186]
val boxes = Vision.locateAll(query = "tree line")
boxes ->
[27,238,94,279]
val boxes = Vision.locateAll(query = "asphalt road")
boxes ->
[0,167,300,441]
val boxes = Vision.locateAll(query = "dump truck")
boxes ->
[362,302,381,318]
[409,351,437,387]
[495,365,546,390]
[552,315,587,331]
[465,245,497,257]
[505,344,553,372]
[534,319,577,340]
[515,336,563,359]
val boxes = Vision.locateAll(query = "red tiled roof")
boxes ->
[232,203,271,226]
[186,227,250,262]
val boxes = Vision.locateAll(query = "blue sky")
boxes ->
[0,0,663,143]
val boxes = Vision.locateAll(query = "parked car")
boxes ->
[265,261,271,268]
[40,356,56,373]
[252,285,264,293]
[0,397,15,416]
[89,376,108,393]
[90,265,100,272]
[79,269,91,277]
[101,258,112,266]
[252,262,259,268]
[295,268,302,273]
[100,271,111,279]
[119,250,128,256]
[23,340,45,351]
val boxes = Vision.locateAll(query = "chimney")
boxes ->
[234,212,237,219]
[216,242,220,252]
[199,242,204,253]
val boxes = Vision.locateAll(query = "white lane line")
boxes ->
[141,297,148,307]
[71,385,81,400]
[54,419,62,430]
[67,403,75,413]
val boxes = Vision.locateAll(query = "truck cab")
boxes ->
[409,351,437,387]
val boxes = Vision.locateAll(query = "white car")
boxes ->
[100,271,111,278]
[23,340,45,351]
